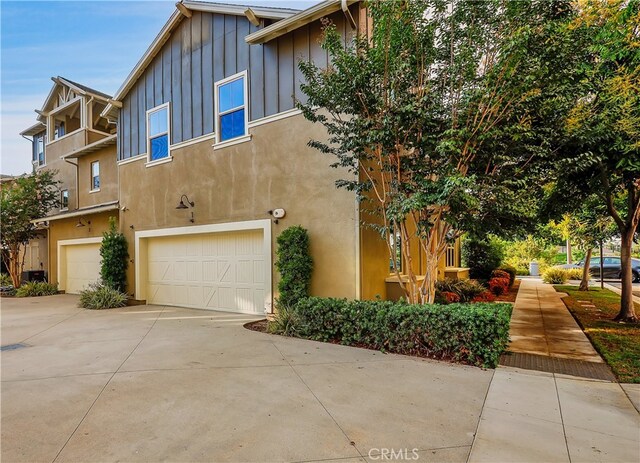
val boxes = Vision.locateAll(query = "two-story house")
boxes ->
[18,0,463,312]
[20,77,120,293]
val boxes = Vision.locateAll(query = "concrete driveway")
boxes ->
[1,295,492,463]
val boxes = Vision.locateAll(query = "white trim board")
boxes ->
[134,219,273,314]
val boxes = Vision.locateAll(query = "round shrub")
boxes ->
[472,290,497,303]
[79,282,128,309]
[542,267,568,284]
[462,236,504,280]
[488,277,510,296]
[497,265,517,286]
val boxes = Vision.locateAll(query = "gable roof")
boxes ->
[101,1,301,119]
[246,0,358,44]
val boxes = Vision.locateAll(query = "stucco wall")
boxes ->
[78,145,118,208]
[118,113,358,303]
[47,211,117,286]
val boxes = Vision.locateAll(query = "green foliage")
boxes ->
[99,217,129,292]
[267,304,300,337]
[275,226,313,308]
[297,0,571,303]
[501,236,558,275]
[0,273,12,286]
[0,171,59,287]
[462,236,504,280]
[566,268,586,280]
[435,279,487,303]
[292,298,512,368]
[542,267,569,284]
[79,282,128,310]
[15,281,58,297]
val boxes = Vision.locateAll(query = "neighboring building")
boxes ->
[20,77,119,293]
[17,0,462,311]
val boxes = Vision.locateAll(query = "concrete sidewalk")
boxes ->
[469,279,640,463]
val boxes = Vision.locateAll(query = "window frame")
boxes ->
[60,189,69,211]
[90,160,100,192]
[146,102,171,165]
[35,134,45,166]
[214,70,249,146]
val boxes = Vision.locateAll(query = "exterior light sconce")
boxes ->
[176,194,195,223]
[176,195,195,210]
[76,218,91,228]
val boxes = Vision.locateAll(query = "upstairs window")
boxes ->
[147,104,170,161]
[215,72,248,143]
[60,189,69,210]
[34,135,45,166]
[91,161,100,191]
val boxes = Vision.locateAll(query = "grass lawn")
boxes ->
[555,285,640,383]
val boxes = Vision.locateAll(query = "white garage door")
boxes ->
[65,243,101,294]
[146,230,266,314]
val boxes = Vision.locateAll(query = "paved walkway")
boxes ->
[469,279,640,463]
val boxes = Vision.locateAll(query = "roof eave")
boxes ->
[182,0,298,20]
[246,0,358,45]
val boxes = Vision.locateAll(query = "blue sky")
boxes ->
[1,0,318,175]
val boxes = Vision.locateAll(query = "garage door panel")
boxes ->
[64,243,101,294]
[146,230,266,314]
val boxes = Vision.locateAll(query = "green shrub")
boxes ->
[267,304,300,336]
[462,236,504,280]
[497,265,517,286]
[293,298,512,368]
[100,217,129,292]
[0,273,12,286]
[566,268,587,280]
[79,282,128,309]
[435,278,486,302]
[542,267,568,284]
[502,236,557,275]
[275,226,313,308]
[15,281,58,297]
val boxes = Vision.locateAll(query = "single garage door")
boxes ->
[146,230,266,314]
[64,243,101,294]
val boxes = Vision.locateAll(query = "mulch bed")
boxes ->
[244,319,268,332]
[495,279,520,303]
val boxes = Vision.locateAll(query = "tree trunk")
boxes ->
[7,244,21,288]
[566,239,572,265]
[614,230,638,322]
[579,248,592,291]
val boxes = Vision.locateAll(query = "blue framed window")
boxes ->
[91,161,100,190]
[147,104,170,161]
[215,72,247,143]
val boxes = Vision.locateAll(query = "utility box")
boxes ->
[21,270,46,283]
[529,261,539,277]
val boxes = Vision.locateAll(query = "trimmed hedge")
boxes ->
[293,298,512,368]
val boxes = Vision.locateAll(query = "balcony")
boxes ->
[44,128,110,160]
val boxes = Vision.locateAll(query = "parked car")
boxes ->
[577,256,640,282]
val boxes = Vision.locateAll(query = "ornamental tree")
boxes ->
[298,0,571,303]
[552,0,639,321]
[100,216,129,293]
[0,171,59,287]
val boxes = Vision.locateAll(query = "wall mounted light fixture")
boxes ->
[76,218,91,228]
[176,195,195,209]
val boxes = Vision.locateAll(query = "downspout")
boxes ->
[341,0,356,29]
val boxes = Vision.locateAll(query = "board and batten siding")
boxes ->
[118,8,359,160]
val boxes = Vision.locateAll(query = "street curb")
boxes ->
[602,282,640,305]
